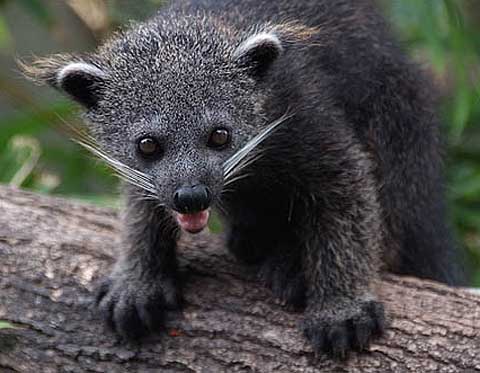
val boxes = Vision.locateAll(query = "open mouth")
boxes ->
[174,209,210,234]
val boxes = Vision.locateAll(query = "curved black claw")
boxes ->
[94,276,181,341]
[302,299,385,360]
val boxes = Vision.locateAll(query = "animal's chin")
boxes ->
[174,209,210,234]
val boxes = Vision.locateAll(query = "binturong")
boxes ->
[21,0,466,359]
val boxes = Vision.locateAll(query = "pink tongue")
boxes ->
[175,209,210,233]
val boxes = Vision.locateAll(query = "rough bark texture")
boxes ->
[0,186,479,373]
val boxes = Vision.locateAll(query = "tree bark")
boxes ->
[0,186,479,373]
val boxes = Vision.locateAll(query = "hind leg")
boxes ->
[224,192,306,307]
[227,221,274,265]
[258,244,306,309]
[227,219,307,308]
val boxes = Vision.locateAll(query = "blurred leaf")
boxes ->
[450,173,480,202]
[473,271,480,287]
[0,135,39,185]
[17,0,54,27]
[71,194,121,209]
[443,0,474,141]
[0,13,11,49]
[208,210,224,234]
[443,0,464,30]
[453,206,480,230]
[30,172,60,194]
[0,321,16,329]
[0,102,75,148]
[450,85,472,141]
[10,136,40,186]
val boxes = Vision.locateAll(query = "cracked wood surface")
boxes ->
[0,186,479,372]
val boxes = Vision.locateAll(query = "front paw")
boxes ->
[302,297,385,360]
[94,275,181,341]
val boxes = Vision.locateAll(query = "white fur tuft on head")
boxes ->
[234,31,283,60]
[56,62,106,86]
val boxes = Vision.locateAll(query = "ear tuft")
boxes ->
[56,62,106,108]
[57,62,106,87]
[19,56,107,109]
[234,32,283,77]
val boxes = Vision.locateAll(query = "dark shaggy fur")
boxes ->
[23,0,465,359]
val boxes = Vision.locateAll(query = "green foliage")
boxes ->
[208,211,224,234]
[383,0,480,284]
[0,321,16,329]
[17,0,54,27]
[0,100,118,204]
[0,0,479,283]
[0,13,11,48]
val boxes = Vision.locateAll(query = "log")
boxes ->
[0,186,479,373]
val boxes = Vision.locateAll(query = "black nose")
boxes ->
[173,184,212,213]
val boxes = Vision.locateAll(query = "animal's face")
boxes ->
[23,15,289,232]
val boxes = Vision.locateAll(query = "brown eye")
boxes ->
[137,137,161,159]
[208,128,230,148]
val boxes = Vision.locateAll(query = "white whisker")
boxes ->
[224,172,252,187]
[54,113,161,199]
[215,199,229,217]
[224,151,265,181]
[75,140,158,195]
[223,110,293,177]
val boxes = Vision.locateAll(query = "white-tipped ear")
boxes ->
[56,61,107,108]
[234,31,283,76]
[57,62,106,86]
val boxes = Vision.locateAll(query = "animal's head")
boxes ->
[21,14,309,232]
